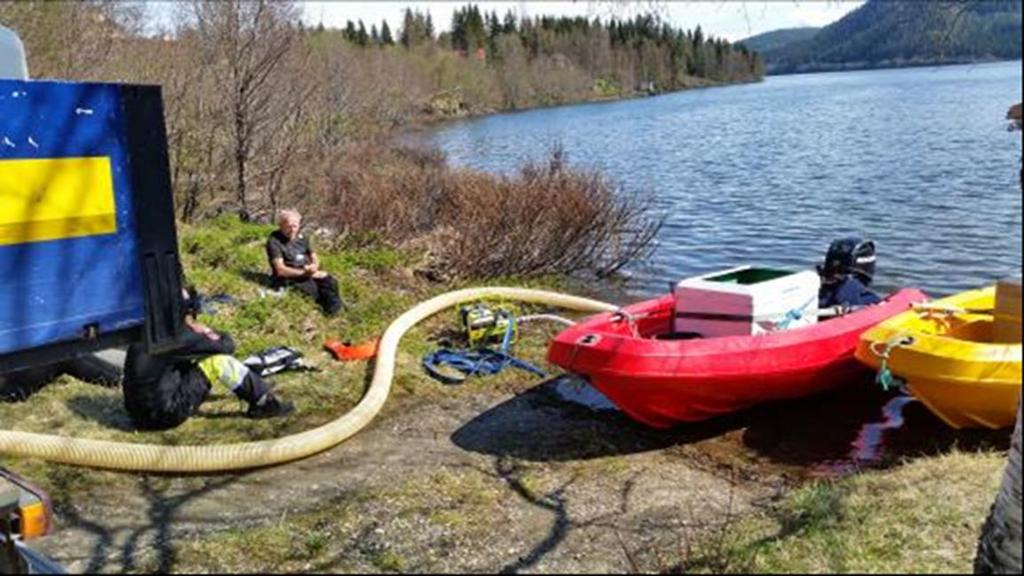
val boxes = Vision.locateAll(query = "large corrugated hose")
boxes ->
[0,288,617,473]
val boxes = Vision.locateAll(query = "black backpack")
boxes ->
[242,346,307,377]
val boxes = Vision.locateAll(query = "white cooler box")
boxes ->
[673,266,821,338]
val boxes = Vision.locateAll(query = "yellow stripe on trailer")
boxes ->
[0,156,117,246]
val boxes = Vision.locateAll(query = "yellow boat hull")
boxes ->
[856,287,1022,429]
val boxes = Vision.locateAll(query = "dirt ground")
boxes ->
[25,374,1006,574]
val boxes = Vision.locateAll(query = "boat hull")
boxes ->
[856,287,1023,429]
[548,289,928,428]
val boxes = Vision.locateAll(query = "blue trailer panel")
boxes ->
[0,79,152,359]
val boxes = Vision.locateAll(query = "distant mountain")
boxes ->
[763,0,1022,75]
[737,27,820,54]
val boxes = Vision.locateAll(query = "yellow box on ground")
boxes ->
[0,156,117,246]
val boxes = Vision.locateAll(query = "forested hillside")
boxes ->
[737,27,819,54]
[333,5,763,110]
[764,0,1021,74]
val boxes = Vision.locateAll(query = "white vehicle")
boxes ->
[0,24,29,80]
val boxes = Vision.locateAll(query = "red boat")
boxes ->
[547,288,928,428]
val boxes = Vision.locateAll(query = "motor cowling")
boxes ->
[819,238,876,286]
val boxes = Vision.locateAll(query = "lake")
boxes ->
[425,61,1023,298]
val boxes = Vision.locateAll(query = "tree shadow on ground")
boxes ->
[121,475,242,573]
[45,463,248,573]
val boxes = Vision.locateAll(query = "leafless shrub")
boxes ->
[293,141,445,247]
[307,143,661,280]
[437,154,661,278]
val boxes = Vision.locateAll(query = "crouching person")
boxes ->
[123,289,293,431]
[266,209,343,316]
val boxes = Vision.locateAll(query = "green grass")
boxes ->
[0,220,438,447]
[593,76,623,99]
[683,450,1006,574]
[0,218,576,499]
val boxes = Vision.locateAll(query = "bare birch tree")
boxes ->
[187,0,302,220]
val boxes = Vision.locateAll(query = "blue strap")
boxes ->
[500,314,516,353]
[422,347,547,386]
[774,295,817,330]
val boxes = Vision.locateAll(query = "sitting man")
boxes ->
[266,209,343,316]
[818,237,882,309]
[122,288,293,431]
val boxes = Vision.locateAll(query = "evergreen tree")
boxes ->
[344,19,357,43]
[488,11,501,39]
[356,19,369,46]
[400,8,414,47]
[399,4,759,97]
[381,19,394,45]
[451,7,466,51]
[466,5,486,51]
[692,25,706,77]
[371,23,379,44]
[401,9,430,48]
[503,10,517,34]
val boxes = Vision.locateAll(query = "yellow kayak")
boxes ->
[855,283,1022,429]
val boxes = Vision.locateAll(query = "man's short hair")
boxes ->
[277,209,301,224]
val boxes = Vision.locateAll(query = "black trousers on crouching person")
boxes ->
[280,275,343,316]
[123,332,274,430]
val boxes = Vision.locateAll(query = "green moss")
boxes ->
[372,551,406,572]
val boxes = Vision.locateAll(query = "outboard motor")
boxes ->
[817,238,880,309]
[819,238,876,286]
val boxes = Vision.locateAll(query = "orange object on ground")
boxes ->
[324,338,380,361]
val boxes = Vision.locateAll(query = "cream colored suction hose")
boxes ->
[0,288,616,473]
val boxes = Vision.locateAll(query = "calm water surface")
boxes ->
[425,61,1023,297]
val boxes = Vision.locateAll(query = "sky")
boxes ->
[302,1,864,42]
[146,1,864,43]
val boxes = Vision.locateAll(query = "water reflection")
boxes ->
[815,394,919,476]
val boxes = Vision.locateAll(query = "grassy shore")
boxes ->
[0,218,1010,573]
[0,215,581,504]
[693,451,1004,573]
